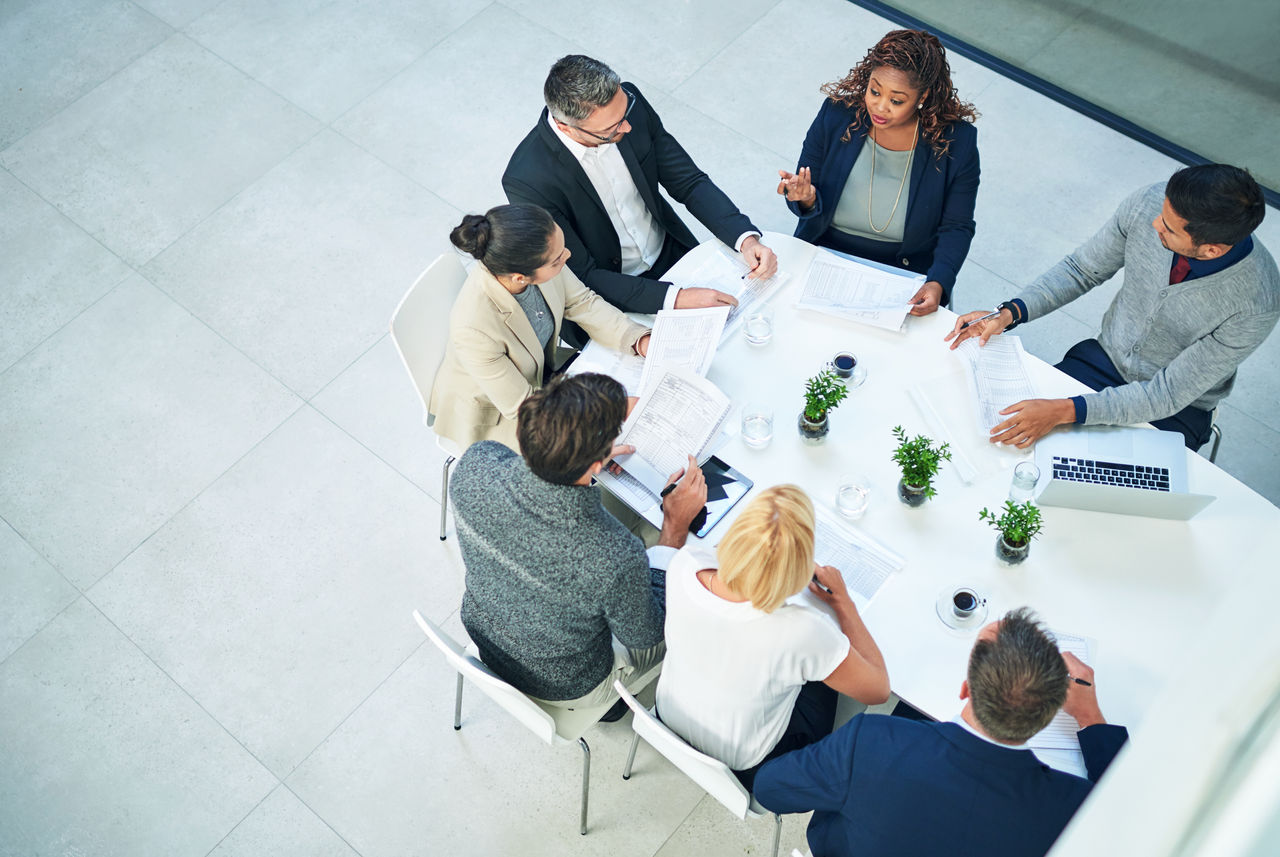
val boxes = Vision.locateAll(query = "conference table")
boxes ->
[649,231,1280,767]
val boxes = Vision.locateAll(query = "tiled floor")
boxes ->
[1,2,1277,856]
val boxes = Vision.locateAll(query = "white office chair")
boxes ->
[614,679,783,857]
[389,254,468,540]
[413,610,619,835]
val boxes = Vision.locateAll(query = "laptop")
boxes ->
[1033,426,1215,520]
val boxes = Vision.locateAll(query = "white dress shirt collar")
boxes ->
[951,713,1030,751]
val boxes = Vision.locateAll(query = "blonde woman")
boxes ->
[656,485,889,790]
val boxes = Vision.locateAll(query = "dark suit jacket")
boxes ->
[787,99,980,304]
[754,714,1129,857]
[502,85,758,313]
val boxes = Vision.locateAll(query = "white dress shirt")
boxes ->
[951,713,1030,750]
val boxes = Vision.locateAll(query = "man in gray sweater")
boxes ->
[947,164,1277,449]
[452,372,706,715]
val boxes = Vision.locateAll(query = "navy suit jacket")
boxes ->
[754,715,1129,857]
[787,99,980,304]
[502,85,758,314]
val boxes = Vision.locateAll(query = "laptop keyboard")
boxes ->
[1051,456,1171,492]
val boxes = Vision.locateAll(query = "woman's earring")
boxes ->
[917,102,923,109]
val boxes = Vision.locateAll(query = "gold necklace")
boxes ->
[867,120,918,234]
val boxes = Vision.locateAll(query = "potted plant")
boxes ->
[798,368,849,444]
[891,426,951,507]
[979,500,1044,564]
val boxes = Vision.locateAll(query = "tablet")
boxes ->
[693,456,754,538]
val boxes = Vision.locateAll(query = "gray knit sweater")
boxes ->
[1017,183,1280,426]
[453,441,665,700]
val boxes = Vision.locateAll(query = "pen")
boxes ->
[811,575,831,594]
[959,309,1002,331]
[1069,675,1092,687]
[659,478,680,498]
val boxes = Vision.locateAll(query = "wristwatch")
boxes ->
[998,300,1022,331]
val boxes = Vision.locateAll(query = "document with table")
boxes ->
[791,507,905,614]
[636,306,729,395]
[954,336,1040,433]
[595,368,731,527]
[1029,631,1095,751]
[674,247,790,342]
[795,250,923,332]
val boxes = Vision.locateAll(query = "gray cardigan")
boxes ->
[1017,183,1280,426]
[453,441,665,700]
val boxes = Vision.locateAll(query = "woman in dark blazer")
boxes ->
[778,30,979,315]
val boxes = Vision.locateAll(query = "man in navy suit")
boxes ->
[503,55,777,333]
[754,608,1129,857]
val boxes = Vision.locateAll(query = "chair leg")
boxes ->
[439,454,455,540]
[578,737,591,836]
[1209,423,1222,463]
[453,673,463,730]
[770,813,782,857]
[622,731,640,780]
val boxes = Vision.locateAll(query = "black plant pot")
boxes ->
[897,479,928,507]
[798,412,829,444]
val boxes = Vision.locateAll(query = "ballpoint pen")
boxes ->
[959,309,1002,331]
[1069,675,1093,687]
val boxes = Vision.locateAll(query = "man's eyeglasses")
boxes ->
[570,87,636,143]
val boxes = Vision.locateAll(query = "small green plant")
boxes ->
[979,500,1044,547]
[803,368,849,421]
[891,425,951,497]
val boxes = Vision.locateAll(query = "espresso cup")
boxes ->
[831,351,857,379]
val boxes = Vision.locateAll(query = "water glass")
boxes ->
[1008,461,1041,502]
[835,473,872,519]
[741,403,774,448]
[743,305,774,345]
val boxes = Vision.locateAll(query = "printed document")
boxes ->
[595,368,732,524]
[1028,631,1096,751]
[675,247,790,341]
[636,306,730,396]
[954,336,1039,433]
[791,506,904,613]
[796,250,921,331]
[566,340,645,396]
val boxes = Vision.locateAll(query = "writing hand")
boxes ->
[945,308,1012,349]
[740,236,778,280]
[1061,651,1106,728]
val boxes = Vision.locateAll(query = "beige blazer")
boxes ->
[428,263,648,451]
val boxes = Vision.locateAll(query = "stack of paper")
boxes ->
[675,247,790,342]
[595,367,732,526]
[636,305,729,395]
[954,336,1039,433]
[795,250,923,332]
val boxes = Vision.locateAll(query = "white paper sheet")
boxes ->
[954,336,1040,433]
[566,340,645,396]
[1027,631,1096,751]
[795,251,920,332]
[674,248,790,341]
[636,306,729,396]
[790,506,904,614]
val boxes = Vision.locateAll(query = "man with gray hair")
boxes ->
[503,55,777,338]
[755,607,1130,857]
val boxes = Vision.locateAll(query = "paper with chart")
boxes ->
[566,340,646,396]
[795,251,922,331]
[791,507,905,614]
[595,367,732,524]
[635,306,730,396]
[1027,631,1096,751]
[954,336,1040,433]
[675,247,790,341]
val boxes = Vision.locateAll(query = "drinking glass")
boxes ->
[1008,461,1041,502]
[835,473,872,519]
[742,305,774,345]
[741,403,774,448]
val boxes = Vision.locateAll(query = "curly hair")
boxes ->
[821,29,977,158]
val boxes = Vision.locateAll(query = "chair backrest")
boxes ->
[613,679,757,820]
[389,254,468,421]
[413,610,559,745]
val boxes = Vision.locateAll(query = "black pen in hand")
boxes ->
[1069,675,1093,687]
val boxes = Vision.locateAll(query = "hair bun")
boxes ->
[449,213,492,259]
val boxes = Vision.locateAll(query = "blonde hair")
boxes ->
[716,485,816,613]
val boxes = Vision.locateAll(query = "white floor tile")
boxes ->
[208,785,358,857]
[142,129,460,397]
[88,406,461,778]
[0,34,319,266]
[0,599,276,857]
[0,275,300,587]
[0,519,78,663]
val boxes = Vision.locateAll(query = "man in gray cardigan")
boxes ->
[947,164,1277,449]
[452,372,706,714]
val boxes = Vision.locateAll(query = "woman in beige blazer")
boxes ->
[429,204,651,451]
